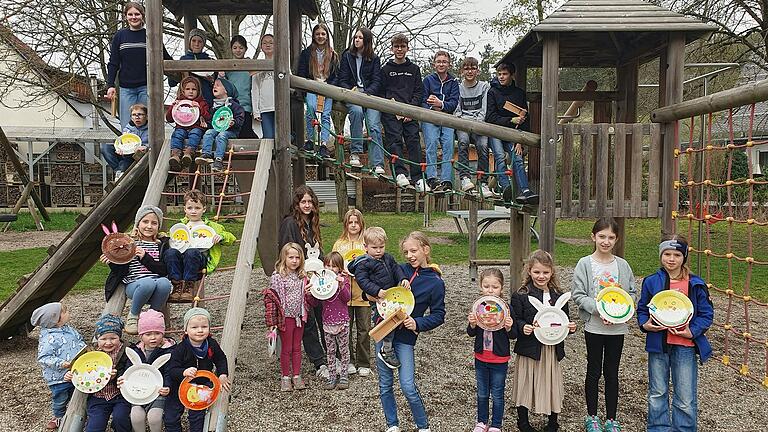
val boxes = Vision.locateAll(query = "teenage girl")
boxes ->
[571,217,637,432]
[637,235,713,432]
[511,250,576,432]
[252,34,275,138]
[332,209,372,377]
[377,232,446,432]
[225,35,256,138]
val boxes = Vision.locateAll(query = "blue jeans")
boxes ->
[202,129,237,159]
[119,86,148,131]
[422,122,455,183]
[100,143,133,172]
[125,276,172,315]
[163,248,206,281]
[648,346,698,432]
[50,382,74,418]
[171,128,204,151]
[488,137,529,191]
[456,131,489,180]
[86,394,131,432]
[260,111,275,139]
[305,93,333,144]
[475,359,508,428]
[375,340,429,429]
[347,103,384,168]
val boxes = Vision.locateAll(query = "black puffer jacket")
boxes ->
[348,253,406,301]
[103,237,170,301]
[510,282,570,361]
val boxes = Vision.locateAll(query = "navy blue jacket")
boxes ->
[485,78,530,133]
[421,72,460,114]
[637,268,714,362]
[337,49,382,96]
[467,324,516,358]
[106,28,172,89]
[169,51,216,107]
[348,253,406,301]
[166,336,228,388]
[392,264,446,346]
[127,339,176,388]
[297,46,338,86]
[510,282,570,361]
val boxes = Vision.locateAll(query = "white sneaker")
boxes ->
[375,166,386,175]
[347,363,357,375]
[461,176,475,192]
[385,427,401,432]
[350,154,362,167]
[395,174,410,187]
[114,170,124,180]
[415,178,431,193]
[480,183,497,197]
[357,367,371,377]
[418,429,431,432]
[316,364,329,379]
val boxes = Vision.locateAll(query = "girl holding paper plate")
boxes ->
[570,218,637,432]
[637,235,713,432]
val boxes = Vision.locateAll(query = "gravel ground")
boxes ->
[0,231,68,252]
[2,265,767,431]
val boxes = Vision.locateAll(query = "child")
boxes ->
[348,226,407,369]
[376,231,445,432]
[297,23,338,158]
[166,76,210,171]
[571,218,637,432]
[163,190,236,302]
[64,314,131,432]
[252,34,275,139]
[332,209,372,377]
[123,103,149,161]
[118,309,174,432]
[102,205,171,334]
[455,57,495,197]
[467,268,515,432]
[379,33,423,188]
[421,50,459,193]
[264,242,311,391]
[31,302,86,430]
[225,35,256,139]
[637,235,713,432]
[169,29,215,107]
[164,308,230,432]
[307,252,352,390]
[199,77,246,172]
[485,63,538,205]
[510,250,576,432]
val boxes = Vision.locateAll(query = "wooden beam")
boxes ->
[183,8,196,52]
[652,78,768,123]
[661,33,685,237]
[290,75,541,148]
[0,127,49,221]
[146,0,165,171]
[539,33,560,253]
[163,59,274,72]
[274,0,292,214]
[289,6,305,188]
[468,200,478,281]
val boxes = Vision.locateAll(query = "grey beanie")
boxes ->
[135,205,163,227]
[31,302,62,328]
[189,28,207,45]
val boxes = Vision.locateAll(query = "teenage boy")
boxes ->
[379,33,423,188]
[454,57,495,197]
[485,63,539,205]
[421,50,459,193]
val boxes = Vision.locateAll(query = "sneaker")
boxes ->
[395,174,410,187]
[461,177,475,192]
[336,376,349,390]
[357,367,371,377]
[46,417,60,430]
[523,189,540,205]
[603,420,622,432]
[280,376,292,392]
[487,428,501,432]
[502,185,514,203]
[347,363,357,375]
[169,149,182,171]
[585,415,602,432]
[324,377,338,390]
[124,313,139,335]
[415,179,431,193]
[316,364,330,379]
[303,140,314,151]
[418,429,431,432]
[318,145,331,159]
[377,347,400,369]
[385,427,401,432]
[212,158,224,172]
[473,422,488,432]
[427,178,438,191]
[196,152,214,165]
[114,170,124,181]
[292,375,306,390]
[375,166,386,175]
[439,181,453,193]
[479,183,497,198]
[181,147,194,168]
[350,154,362,167]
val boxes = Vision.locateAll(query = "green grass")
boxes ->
[3,210,82,232]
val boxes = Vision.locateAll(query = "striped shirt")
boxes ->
[123,240,160,284]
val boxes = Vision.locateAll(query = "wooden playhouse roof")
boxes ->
[499,0,717,67]
[164,0,319,19]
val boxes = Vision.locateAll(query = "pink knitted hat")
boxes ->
[138,309,166,335]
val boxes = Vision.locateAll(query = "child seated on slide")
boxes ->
[166,76,210,172]
[199,77,245,172]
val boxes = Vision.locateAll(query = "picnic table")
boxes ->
[447,209,539,242]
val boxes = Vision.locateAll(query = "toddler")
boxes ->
[166,76,210,171]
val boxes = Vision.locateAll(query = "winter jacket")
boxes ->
[467,323,516,358]
[297,46,339,86]
[391,264,446,346]
[37,325,86,385]
[169,51,216,106]
[421,72,460,114]
[225,71,253,113]
[210,97,246,134]
[379,58,423,106]
[178,217,236,274]
[166,336,228,388]
[348,253,406,301]
[637,268,714,362]
[104,237,170,301]
[251,71,275,116]
[278,215,322,258]
[338,49,382,96]
[165,96,211,130]
[455,80,491,122]
[306,274,352,326]
[127,339,176,389]
[332,238,368,307]
[123,120,150,148]
[485,78,530,133]
[571,255,637,335]
[510,283,570,362]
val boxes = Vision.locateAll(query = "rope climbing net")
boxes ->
[673,103,768,386]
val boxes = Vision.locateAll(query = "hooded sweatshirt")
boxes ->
[421,72,459,114]
[485,77,530,132]
[123,120,149,147]
[455,80,491,121]
[169,51,216,106]
[379,58,423,106]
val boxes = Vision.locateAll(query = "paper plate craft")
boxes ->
[212,106,233,132]
[101,222,136,265]
[190,224,216,250]
[472,296,510,332]
[309,268,339,300]
[171,99,200,127]
[649,290,694,328]
[179,370,221,411]
[114,133,142,155]
[343,248,366,276]
[71,351,113,394]
[376,286,415,319]
[304,242,324,273]
[120,350,170,405]
[266,328,278,358]
[531,292,571,346]
[596,286,635,324]
[169,223,192,253]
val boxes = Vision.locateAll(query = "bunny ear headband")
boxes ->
[101,221,120,236]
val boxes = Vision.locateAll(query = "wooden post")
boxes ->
[509,209,530,291]
[334,143,349,220]
[0,127,49,221]
[615,60,639,257]
[539,33,559,253]
[146,0,164,171]
[183,8,197,51]
[2,182,33,232]
[274,0,292,214]
[661,34,685,237]
[469,200,478,281]
[289,6,305,189]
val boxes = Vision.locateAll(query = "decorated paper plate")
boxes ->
[376,286,415,319]
[472,296,510,331]
[169,223,192,253]
[71,351,113,394]
[266,328,278,358]
[190,224,216,250]
[649,290,694,328]
[120,351,170,406]
[596,286,635,324]
[171,100,200,127]
[179,370,221,411]
[531,292,571,346]
[343,248,365,276]
[309,269,339,300]
[212,106,233,132]
[101,223,136,265]
[114,133,142,155]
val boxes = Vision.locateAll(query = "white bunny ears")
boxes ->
[528,291,571,312]
[529,292,571,346]
[125,348,171,369]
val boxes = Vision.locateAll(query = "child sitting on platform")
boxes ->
[166,76,210,172]
[123,103,150,161]
[199,77,245,172]
[163,189,235,302]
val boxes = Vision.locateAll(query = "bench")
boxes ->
[0,214,18,223]
[447,209,539,242]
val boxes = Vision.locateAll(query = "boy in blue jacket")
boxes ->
[200,78,246,172]
[169,29,215,107]
[421,50,459,193]
[123,103,149,161]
